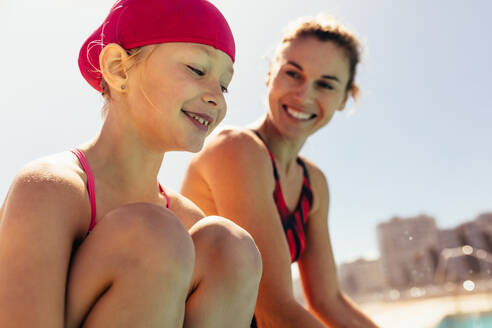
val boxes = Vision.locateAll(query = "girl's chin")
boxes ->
[184,140,206,153]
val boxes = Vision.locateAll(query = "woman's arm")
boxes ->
[297,164,379,328]
[182,130,324,328]
[0,162,89,327]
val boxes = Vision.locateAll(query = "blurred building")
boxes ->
[475,212,492,250]
[474,212,492,276]
[339,258,386,297]
[459,221,491,275]
[377,215,439,288]
[434,213,492,282]
[436,228,469,281]
[376,212,492,289]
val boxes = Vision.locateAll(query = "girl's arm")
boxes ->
[297,164,379,328]
[182,130,324,328]
[0,162,88,327]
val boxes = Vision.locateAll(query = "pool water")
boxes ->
[436,311,492,328]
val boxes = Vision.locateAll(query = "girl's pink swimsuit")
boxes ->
[70,148,170,234]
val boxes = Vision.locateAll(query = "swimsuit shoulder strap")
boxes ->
[296,157,310,181]
[70,148,97,232]
[158,183,170,209]
[296,157,313,207]
[70,149,170,234]
[250,130,280,181]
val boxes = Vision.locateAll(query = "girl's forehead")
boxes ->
[151,42,226,57]
[145,43,234,78]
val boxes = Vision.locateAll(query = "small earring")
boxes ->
[121,84,126,90]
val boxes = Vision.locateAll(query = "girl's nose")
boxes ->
[202,94,218,106]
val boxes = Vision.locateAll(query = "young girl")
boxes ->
[0,0,261,327]
[181,17,379,327]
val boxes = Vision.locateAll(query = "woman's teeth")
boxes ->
[284,105,314,120]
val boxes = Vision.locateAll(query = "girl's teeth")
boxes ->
[189,113,210,126]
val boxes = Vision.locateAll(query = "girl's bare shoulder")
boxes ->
[1,152,91,233]
[13,152,88,195]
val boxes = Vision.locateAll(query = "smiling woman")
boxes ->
[181,16,378,328]
[0,0,261,327]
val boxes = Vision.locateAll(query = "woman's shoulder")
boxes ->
[298,156,329,211]
[207,127,260,149]
[192,127,274,185]
[298,156,327,185]
[201,127,268,164]
[165,188,205,230]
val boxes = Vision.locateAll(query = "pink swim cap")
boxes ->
[79,0,235,92]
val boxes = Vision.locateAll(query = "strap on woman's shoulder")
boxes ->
[249,129,279,181]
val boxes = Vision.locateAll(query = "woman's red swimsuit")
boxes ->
[252,131,313,263]
[251,131,314,328]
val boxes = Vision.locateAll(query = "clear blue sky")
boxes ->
[1,0,491,264]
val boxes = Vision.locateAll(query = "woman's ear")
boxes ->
[99,43,130,93]
[266,59,281,88]
[337,93,349,111]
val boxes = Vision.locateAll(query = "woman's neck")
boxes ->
[254,115,307,176]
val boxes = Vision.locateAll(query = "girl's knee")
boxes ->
[66,204,194,328]
[192,216,262,280]
[96,203,195,276]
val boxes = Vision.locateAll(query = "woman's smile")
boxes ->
[282,104,317,121]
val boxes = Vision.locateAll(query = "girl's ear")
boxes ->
[100,43,130,93]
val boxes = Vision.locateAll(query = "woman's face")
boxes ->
[266,37,350,139]
[125,42,233,152]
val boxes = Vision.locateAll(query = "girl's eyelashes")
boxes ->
[187,65,205,76]
[187,64,229,93]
